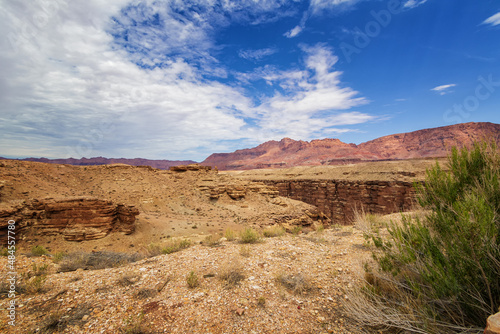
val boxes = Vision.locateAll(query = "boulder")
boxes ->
[485,312,500,334]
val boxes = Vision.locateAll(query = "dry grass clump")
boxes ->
[23,275,49,294]
[120,313,153,334]
[262,225,285,238]
[218,259,245,287]
[275,272,314,295]
[224,228,236,241]
[38,303,92,333]
[352,207,386,234]
[162,239,192,254]
[117,273,140,287]
[239,227,260,243]
[202,234,222,247]
[239,245,252,257]
[291,226,302,235]
[135,288,157,299]
[58,251,144,272]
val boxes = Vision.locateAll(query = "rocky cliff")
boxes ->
[0,197,139,243]
[202,122,500,170]
[260,179,417,224]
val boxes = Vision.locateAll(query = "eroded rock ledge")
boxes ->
[260,179,417,224]
[0,197,139,243]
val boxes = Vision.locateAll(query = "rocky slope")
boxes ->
[202,122,500,170]
[0,226,371,334]
[0,157,196,170]
[0,161,327,252]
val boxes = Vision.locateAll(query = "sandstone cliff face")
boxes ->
[202,122,500,170]
[259,180,417,224]
[0,197,139,243]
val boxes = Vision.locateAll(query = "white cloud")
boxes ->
[309,0,360,14]
[403,0,428,9]
[483,12,500,27]
[284,25,303,38]
[248,45,372,140]
[0,1,374,160]
[431,83,456,95]
[238,47,278,61]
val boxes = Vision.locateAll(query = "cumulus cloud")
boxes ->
[431,84,456,95]
[0,0,374,160]
[483,12,500,27]
[243,44,372,140]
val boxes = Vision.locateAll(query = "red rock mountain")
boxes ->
[202,122,500,170]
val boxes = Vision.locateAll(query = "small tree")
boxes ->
[365,142,500,332]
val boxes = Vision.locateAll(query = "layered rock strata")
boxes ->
[260,180,417,224]
[0,197,139,243]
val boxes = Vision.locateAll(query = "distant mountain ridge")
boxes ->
[201,122,500,170]
[2,122,499,171]
[0,157,196,170]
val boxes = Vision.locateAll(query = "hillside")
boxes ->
[0,160,325,253]
[202,122,500,170]
[0,157,196,170]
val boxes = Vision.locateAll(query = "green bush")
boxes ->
[186,271,199,289]
[239,227,260,244]
[361,142,500,332]
[30,245,49,256]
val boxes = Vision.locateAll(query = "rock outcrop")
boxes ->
[0,197,139,243]
[202,122,500,170]
[260,179,417,224]
[170,164,212,172]
[485,312,500,334]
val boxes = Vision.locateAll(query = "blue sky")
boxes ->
[1,0,499,161]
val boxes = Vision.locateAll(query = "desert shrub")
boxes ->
[135,288,157,299]
[349,142,500,333]
[218,259,245,287]
[38,304,91,333]
[23,275,48,294]
[58,251,144,272]
[162,239,191,254]
[32,263,49,277]
[144,243,163,257]
[239,245,251,257]
[30,245,49,256]
[52,251,66,263]
[0,248,9,256]
[120,312,152,334]
[117,273,140,287]
[186,271,199,289]
[202,234,221,247]
[239,227,260,243]
[224,228,236,241]
[291,226,302,235]
[275,272,314,295]
[315,224,325,233]
[263,225,285,238]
